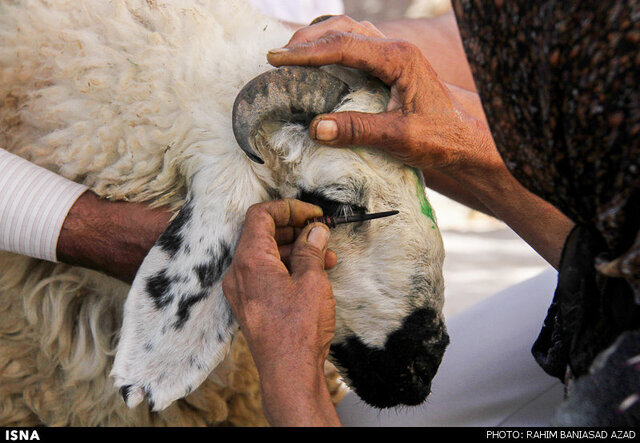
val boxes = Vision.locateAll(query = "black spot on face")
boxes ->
[330,308,449,408]
[144,342,153,352]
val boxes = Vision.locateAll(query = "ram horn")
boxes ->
[232,66,350,164]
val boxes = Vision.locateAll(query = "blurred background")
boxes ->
[344,0,452,21]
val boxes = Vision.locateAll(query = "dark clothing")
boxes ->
[453,0,640,424]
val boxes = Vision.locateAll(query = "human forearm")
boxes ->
[56,191,171,283]
[424,83,574,267]
[454,160,574,269]
[421,83,495,215]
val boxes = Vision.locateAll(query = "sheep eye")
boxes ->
[297,190,366,218]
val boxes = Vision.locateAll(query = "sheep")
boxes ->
[0,0,447,425]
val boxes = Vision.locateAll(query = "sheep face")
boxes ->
[247,71,448,408]
[113,66,447,411]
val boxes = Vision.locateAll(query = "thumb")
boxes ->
[289,222,330,278]
[310,111,403,148]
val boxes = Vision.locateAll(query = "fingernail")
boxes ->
[268,47,289,55]
[315,119,338,141]
[308,225,329,248]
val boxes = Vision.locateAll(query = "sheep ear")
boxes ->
[111,191,242,411]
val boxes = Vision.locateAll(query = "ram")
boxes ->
[0,0,447,426]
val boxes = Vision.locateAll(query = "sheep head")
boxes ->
[232,66,448,408]
[112,65,447,412]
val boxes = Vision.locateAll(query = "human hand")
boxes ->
[222,199,341,426]
[266,16,574,269]
[266,15,501,178]
[56,191,172,283]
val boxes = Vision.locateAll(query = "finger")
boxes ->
[234,200,322,268]
[268,34,416,86]
[289,223,330,278]
[309,110,410,149]
[278,244,293,271]
[243,199,323,240]
[325,248,338,269]
[278,243,292,261]
[280,244,338,270]
[287,15,383,47]
[275,226,295,245]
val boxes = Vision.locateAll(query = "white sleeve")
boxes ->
[0,148,88,263]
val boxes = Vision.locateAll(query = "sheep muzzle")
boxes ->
[330,308,449,408]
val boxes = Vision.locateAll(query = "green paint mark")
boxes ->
[412,169,436,224]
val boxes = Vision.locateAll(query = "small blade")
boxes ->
[334,210,399,225]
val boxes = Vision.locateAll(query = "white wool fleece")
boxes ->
[0,0,294,410]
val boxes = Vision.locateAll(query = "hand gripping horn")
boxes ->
[232,66,350,164]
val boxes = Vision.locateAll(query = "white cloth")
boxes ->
[0,148,88,262]
[336,269,566,426]
[247,0,344,24]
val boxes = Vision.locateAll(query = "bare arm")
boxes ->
[57,191,171,283]
[437,83,574,268]
[222,199,341,427]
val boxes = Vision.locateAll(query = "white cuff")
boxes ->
[0,149,88,262]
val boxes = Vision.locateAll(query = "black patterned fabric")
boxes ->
[452,0,640,424]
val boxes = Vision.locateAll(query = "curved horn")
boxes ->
[232,66,350,164]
